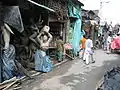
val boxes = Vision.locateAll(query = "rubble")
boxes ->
[97,67,120,90]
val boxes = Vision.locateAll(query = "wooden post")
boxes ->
[66,20,70,43]
[63,21,68,43]
[91,25,95,46]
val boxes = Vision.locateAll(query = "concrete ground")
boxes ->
[20,50,120,90]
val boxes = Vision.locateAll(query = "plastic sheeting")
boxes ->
[68,0,81,19]
[1,45,17,81]
[72,19,82,55]
[68,0,83,55]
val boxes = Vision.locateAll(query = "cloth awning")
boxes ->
[27,0,55,12]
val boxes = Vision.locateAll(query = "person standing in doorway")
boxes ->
[83,36,95,65]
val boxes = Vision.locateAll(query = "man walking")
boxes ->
[106,33,112,54]
[83,36,95,65]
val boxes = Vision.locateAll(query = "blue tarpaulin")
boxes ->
[35,50,53,73]
[1,45,17,81]
[68,0,81,19]
[68,0,83,55]
[72,19,82,55]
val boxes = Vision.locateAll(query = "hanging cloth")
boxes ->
[72,19,82,55]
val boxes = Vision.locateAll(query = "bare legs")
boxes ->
[83,52,95,65]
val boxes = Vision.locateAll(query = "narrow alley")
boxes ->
[21,50,120,90]
[1,0,120,90]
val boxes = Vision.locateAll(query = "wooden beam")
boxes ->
[3,79,19,90]
[65,53,74,60]
[27,0,55,12]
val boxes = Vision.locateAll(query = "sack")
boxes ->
[2,45,17,81]
[42,56,53,72]
[35,50,53,73]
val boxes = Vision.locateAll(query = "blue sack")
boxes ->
[42,56,53,72]
[2,45,17,81]
[35,50,53,73]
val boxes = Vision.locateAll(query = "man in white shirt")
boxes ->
[106,34,112,54]
[83,36,95,65]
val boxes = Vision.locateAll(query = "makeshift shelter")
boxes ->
[0,0,69,83]
[82,9,100,46]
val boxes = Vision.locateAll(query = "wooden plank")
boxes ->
[0,77,16,86]
[65,53,74,60]
[96,77,104,90]
[13,86,22,90]
[0,83,11,90]
[3,79,19,90]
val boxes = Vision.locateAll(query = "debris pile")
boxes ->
[97,67,120,90]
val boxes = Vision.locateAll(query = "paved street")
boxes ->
[21,50,120,90]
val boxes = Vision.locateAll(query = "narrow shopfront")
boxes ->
[0,0,68,83]
[0,0,84,85]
